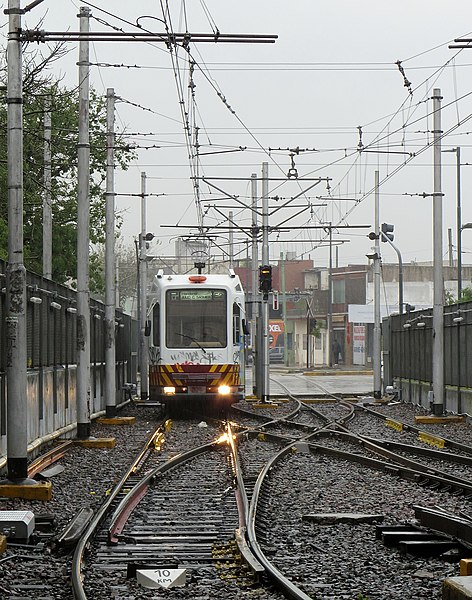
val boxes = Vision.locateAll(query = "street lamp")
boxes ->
[460,222,472,298]
[443,147,462,298]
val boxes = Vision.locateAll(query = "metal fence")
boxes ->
[0,259,137,395]
[386,300,472,409]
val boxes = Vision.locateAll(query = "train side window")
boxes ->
[152,303,160,346]
[233,303,241,344]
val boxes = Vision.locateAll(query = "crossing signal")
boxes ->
[272,290,279,310]
[381,223,394,242]
[259,265,272,295]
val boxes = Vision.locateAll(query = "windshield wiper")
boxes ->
[175,332,207,354]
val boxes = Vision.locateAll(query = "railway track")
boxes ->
[3,396,472,598]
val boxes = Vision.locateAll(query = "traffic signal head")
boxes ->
[259,265,272,295]
[381,222,394,242]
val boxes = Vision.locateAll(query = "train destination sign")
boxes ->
[137,568,187,589]
[170,290,225,301]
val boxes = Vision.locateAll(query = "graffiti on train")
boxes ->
[169,350,223,364]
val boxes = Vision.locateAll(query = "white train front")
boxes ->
[147,269,247,410]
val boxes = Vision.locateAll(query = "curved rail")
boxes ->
[71,423,167,599]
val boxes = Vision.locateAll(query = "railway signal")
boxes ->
[259,265,272,297]
[381,223,394,242]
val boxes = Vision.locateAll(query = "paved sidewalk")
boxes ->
[246,366,374,397]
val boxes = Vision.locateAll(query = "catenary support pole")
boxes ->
[448,228,453,267]
[105,88,116,416]
[76,6,92,439]
[140,172,149,399]
[229,210,234,268]
[281,252,288,367]
[373,170,382,399]
[43,95,52,279]
[456,147,462,299]
[261,162,270,402]
[251,173,258,395]
[432,88,444,415]
[327,224,333,368]
[3,0,32,483]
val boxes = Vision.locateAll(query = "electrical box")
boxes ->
[0,511,35,540]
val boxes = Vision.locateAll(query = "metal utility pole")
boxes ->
[373,171,382,399]
[139,172,149,400]
[104,88,116,416]
[43,95,52,279]
[261,162,270,403]
[456,147,462,298]
[281,252,288,367]
[2,0,32,484]
[432,88,444,415]
[250,174,258,394]
[76,6,91,439]
[229,210,234,267]
[327,224,333,368]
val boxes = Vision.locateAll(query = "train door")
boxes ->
[232,301,246,387]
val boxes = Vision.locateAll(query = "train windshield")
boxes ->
[166,288,227,348]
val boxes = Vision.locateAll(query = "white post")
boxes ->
[432,88,444,415]
[229,210,234,267]
[140,172,149,399]
[251,174,258,393]
[43,95,52,279]
[261,162,270,402]
[3,0,30,483]
[105,88,116,415]
[373,170,382,398]
[76,6,91,438]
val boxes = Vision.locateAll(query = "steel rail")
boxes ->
[244,428,472,600]
[247,443,313,600]
[361,404,472,454]
[71,422,168,600]
[241,386,472,598]
[72,421,262,598]
[227,423,265,576]
[27,440,74,478]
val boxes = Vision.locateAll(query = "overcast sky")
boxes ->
[10,1,472,272]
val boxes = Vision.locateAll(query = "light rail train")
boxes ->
[147,269,247,411]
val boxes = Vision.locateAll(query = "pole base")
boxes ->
[106,405,118,418]
[432,403,444,416]
[77,422,91,440]
[0,477,38,486]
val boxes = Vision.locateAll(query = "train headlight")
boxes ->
[163,386,176,395]
[218,385,231,396]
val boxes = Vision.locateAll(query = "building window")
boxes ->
[287,332,293,350]
[333,280,345,303]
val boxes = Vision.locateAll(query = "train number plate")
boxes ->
[189,386,206,394]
